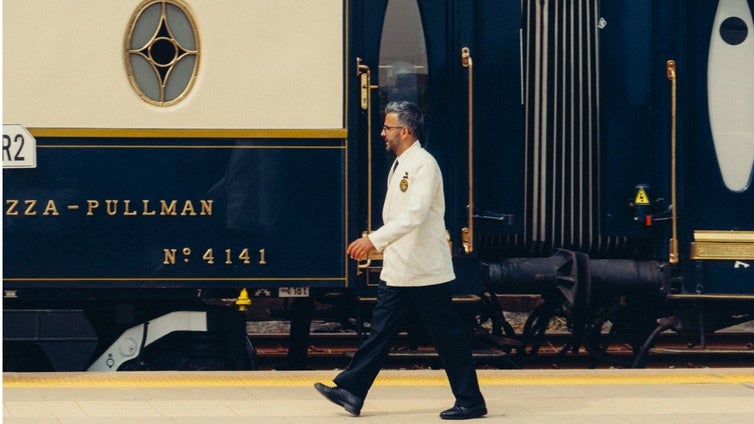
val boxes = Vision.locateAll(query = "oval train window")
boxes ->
[125,0,200,106]
[378,0,429,115]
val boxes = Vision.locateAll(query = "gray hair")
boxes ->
[385,101,423,139]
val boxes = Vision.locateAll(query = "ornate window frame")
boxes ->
[125,0,200,106]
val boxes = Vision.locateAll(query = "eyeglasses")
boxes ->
[382,125,404,132]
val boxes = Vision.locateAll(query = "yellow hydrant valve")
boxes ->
[235,288,252,311]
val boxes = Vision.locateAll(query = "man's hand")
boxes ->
[347,237,376,260]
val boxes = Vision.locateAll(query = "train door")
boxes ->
[350,0,524,293]
[683,0,754,294]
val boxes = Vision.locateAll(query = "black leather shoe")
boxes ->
[440,404,487,420]
[314,382,364,416]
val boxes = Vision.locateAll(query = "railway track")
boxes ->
[248,329,754,370]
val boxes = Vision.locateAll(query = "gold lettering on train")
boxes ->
[161,200,177,215]
[87,200,99,215]
[142,200,157,216]
[106,200,118,216]
[42,200,60,216]
[181,200,196,216]
[200,200,213,215]
[99,199,213,216]
[5,199,213,217]
[5,200,62,216]
[158,200,213,216]
[164,249,177,265]
[163,247,267,265]
[123,200,138,216]
[5,199,19,215]
[25,200,37,215]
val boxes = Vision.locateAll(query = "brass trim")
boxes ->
[344,0,350,286]
[364,266,382,286]
[694,230,754,243]
[667,60,679,264]
[652,348,754,355]
[461,47,474,255]
[367,251,384,261]
[29,128,347,139]
[354,58,381,275]
[690,242,754,260]
[3,277,346,282]
[356,230,383,275]
[37,144,345,150]
[357,58,378,232]
[690,230,754,260]
[667,293,754,301]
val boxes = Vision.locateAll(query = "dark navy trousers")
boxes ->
[333,281,485,407]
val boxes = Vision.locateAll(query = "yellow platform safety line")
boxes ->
[4,369,754,388]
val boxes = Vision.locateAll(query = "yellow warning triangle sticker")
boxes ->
[634,188,650,205]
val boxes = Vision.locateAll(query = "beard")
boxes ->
[385,136,400,154]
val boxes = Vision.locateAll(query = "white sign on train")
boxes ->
[278,287,310,298]
[3,124,37,168]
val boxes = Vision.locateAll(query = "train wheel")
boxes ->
[582,318,635,368]
[516,301,563,361]
[581,298,658,368]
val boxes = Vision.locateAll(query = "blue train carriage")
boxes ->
[477,0,754,366]
[4,0,754,372]
[3,0,351,371]
[353,0,754,367]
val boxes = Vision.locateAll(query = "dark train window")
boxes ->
[125,0,200,106]
[378,0,429,113]
[720,16,748,46]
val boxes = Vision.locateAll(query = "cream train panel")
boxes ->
[707,0,754,192]
[3,0,344,130]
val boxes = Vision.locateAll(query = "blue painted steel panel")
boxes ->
[3,139,347,288]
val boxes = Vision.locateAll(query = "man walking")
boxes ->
[314,101,487,419]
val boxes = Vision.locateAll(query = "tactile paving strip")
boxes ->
[4,369,754,388]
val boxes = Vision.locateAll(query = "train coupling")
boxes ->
[482,250,669,310]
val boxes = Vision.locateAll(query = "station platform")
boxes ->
[4,367,754,423]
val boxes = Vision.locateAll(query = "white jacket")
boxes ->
[368,141,455,286]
